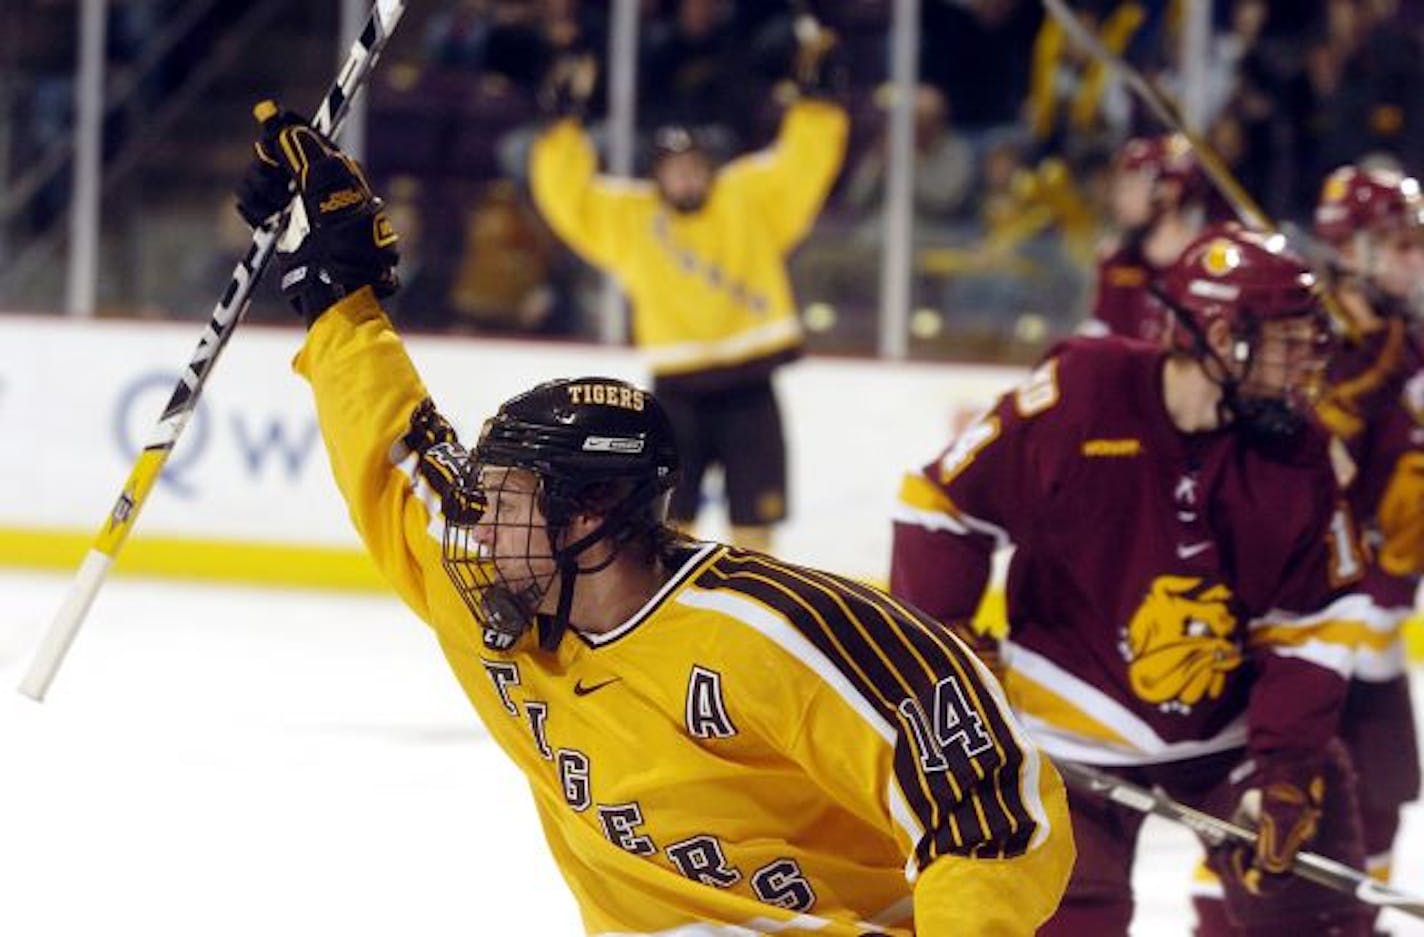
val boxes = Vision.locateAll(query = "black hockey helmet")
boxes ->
[442,378,681,652]
[476,377,680,520]
[650,124,707,165]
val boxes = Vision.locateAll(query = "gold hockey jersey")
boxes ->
[294,289,1073,935]
[530,101,848,388]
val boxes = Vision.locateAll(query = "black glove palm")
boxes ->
[235,101,399,324]
[539,53,597,120]
[792,18,847,100]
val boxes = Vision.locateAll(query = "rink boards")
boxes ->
[0,314,1014,584]
[2,313,1420,659]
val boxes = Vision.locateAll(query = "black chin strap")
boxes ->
[538,563,578,651]
[1150,283,1271,435]
[539,478,664,650]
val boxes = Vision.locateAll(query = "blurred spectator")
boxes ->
[921,0,1042,134]
[845,84,976,231]
[640,0,753,150]
[425,0,604,95]
[1025,0,1141,154]
[422,0,495,70]
[1294,0,1424,207]
[448,178,576,335]
[379,176,454,332]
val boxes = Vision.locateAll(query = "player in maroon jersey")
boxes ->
[892,223,1372,935]
[1313,164,1424,893]
[1083,134,1210,344]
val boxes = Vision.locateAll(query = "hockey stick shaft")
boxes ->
[1057,760,1424,918]
[1040,0,1269,231]
[18,0,408,702]
[1039,0,1356,339]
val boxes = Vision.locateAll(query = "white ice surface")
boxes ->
[1,570,1420,936]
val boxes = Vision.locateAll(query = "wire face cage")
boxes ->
[440,464,561,651]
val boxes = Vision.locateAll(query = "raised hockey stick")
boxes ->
[17,0,408,702]
[1039,0,1356,338]
[1057,760,1424,919]
[1040,0,1269,231]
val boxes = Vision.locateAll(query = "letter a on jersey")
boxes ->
[685,665,737,739]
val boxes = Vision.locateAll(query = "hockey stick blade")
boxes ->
[1057,760,1424,918]
[18,0,408,702]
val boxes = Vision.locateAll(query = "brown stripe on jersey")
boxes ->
[696,555,962,852]
[783,558,1037,860]
[729,554,1000,849]
[844,577,1041,858]
[815,569,1029,860]
[701,551,1037,861]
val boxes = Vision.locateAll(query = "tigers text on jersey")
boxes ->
[293,289,1072,936]
[1320,315,1424,679]
[891,337,1369,767]
[530,101,847,391]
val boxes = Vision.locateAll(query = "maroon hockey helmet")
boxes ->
[1158,224,1329,440]
[1159,223,1323,354]
[1116,133,1207,202]
[1313,165,1424,244]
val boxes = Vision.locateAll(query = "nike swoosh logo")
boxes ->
[573,677,622,697]
[1176,541,1212,560]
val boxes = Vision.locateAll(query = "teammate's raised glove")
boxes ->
[1223,752,1326,895]
[236,99,399,323]
[791,15,846,100]
[539,53,597,120]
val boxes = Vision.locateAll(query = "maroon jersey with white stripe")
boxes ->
[1089,241,1171,344]
[891,338,1365,766]
[1320,316,1424,677]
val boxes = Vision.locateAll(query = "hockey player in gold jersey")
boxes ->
[235,108,1072,935]
[529,38,849,552]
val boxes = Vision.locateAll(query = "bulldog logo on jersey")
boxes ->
[1124,575,1243,712]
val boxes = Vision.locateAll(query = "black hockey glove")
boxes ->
[234,102,300,228]
[236,99,399,324]
[791,16,846,100]
[539,53,597,121]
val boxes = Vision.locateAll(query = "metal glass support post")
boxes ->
[598,0,639,345]
[877,0,920,360]
[1181,0,1210,132]
[337,0,369,161]
[65,0,107,318]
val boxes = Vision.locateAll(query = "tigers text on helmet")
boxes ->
[441,378,681,652]
[1156,224,1331,443]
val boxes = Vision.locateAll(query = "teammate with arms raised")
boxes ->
[234,108,1072,935]
[1084,134,1211,344]
[1312,164,1424,897]
[892,224,1372,935]
[527,29,848,552]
